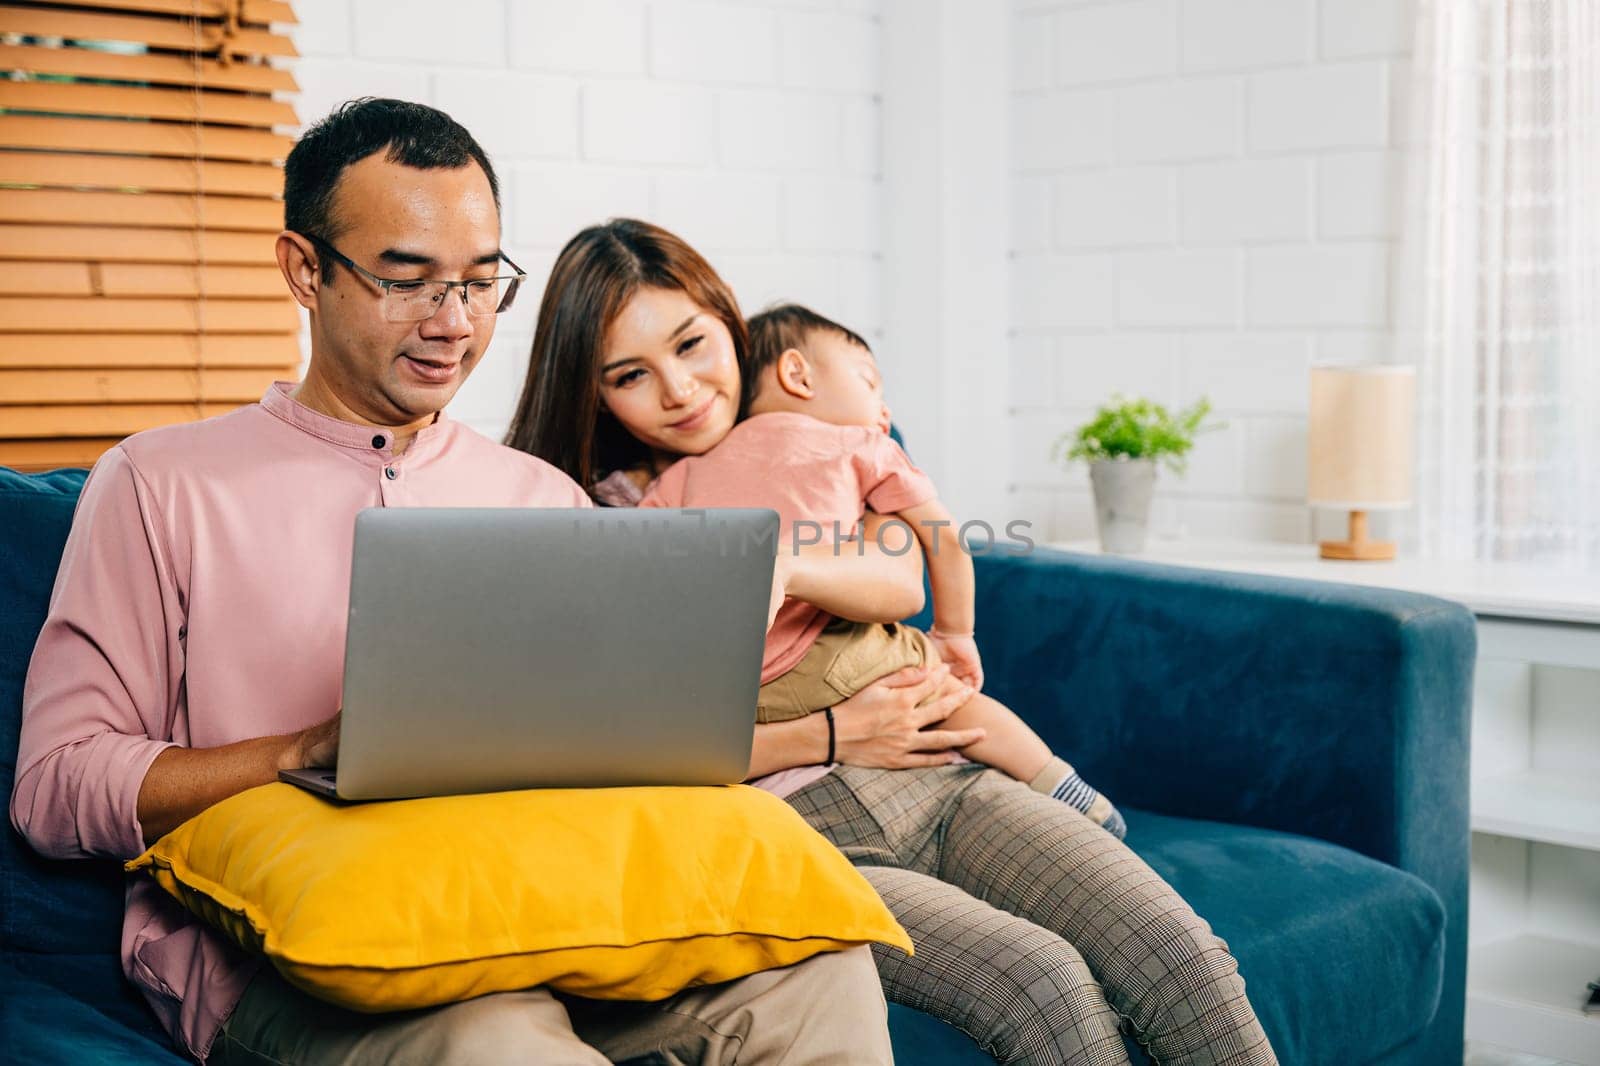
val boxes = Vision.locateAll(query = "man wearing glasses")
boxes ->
[10,98,893,1065]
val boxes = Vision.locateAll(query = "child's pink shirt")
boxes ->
[639,411,937,683]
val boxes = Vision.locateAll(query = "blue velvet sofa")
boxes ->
[3,465,1474,1064]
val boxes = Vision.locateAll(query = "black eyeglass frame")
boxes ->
[299,232,527,319]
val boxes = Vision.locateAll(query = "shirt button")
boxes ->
[384,467,397,481]
[371,435,385,449]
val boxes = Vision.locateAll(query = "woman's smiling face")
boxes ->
[598,285,741,468]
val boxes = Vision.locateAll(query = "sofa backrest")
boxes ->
[1,466,128,959]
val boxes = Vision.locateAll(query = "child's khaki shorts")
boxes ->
[756,618,942,724]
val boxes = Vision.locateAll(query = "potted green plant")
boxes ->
[1051,396,1219,554]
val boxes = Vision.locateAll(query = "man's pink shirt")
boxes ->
[8,383,590,1060]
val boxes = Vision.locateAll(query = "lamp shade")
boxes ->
[1307,365,1416,510]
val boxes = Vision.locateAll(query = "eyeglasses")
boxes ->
[300,232,527,322]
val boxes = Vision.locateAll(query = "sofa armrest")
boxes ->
[956,547,1475,873]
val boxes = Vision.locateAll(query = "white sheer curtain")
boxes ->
[1399,0,1600,566]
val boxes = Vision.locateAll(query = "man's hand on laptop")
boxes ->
[285,711,341,769]
[138,709,344,844]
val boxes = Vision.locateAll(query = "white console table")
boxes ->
[1050,539,1600,1064]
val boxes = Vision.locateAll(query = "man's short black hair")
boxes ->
[283,98,500,245]
[744,303,871,412]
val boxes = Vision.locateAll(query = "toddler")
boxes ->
[641,304,1125,838]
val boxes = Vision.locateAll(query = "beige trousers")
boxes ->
[210,946,892,1065]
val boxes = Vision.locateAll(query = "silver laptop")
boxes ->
[280,506,777,801]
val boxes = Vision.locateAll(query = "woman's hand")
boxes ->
[832,663,983,769]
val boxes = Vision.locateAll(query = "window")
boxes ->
[0,0,300,471]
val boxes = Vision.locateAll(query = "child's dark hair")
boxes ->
[744,303,870,412]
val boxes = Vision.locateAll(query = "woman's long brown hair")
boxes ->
[504,219,749,493]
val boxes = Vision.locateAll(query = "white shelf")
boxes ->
[1466,934,1600,1065]
[1476,618,1600,672]
[1473,771,1600,852]
[1048,539,1600,625]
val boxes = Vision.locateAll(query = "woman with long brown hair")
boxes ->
[506,219,1278,1066]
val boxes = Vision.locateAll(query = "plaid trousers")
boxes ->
[785,764,1279,1066]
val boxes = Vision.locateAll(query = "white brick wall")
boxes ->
[1247,62,1389,153]
[1179,157,1311,244]
[1116,78,1240,163]
[289,0,883,443]
[1180,0,1310,74]
[1116,249,1239,327]
[286,1,1412,542]
[1008,0,1416,545]
[1054,167,1175,249]
[1055,1,1177,87]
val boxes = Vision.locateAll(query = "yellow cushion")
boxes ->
[127,782,909,1012]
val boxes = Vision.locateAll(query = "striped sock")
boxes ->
[1028,756,1128,840]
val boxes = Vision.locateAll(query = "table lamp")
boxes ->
[1307,365,1416,561]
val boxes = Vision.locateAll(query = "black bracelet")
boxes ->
[824,706,836,765]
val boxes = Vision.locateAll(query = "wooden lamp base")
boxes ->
[1320,509,1395,561]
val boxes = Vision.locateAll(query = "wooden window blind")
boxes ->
[0,0,300,472]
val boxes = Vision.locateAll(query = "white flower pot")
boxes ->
[1089,458,1157,554]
